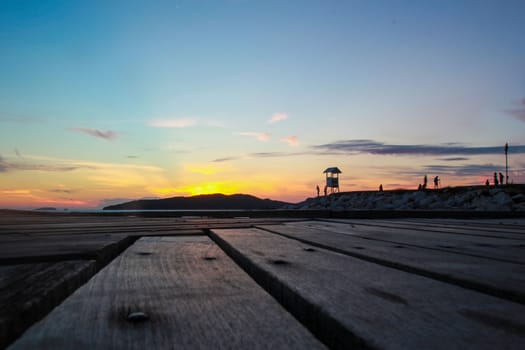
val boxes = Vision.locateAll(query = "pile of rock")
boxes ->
[289,185,525,211]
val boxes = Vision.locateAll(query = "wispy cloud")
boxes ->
[213,156,240,163]
[423,164,503,177]
[149,118,196,128]
[69,127,117,140]
[506,98,525,122]
[439,157,470,161]
[1,189,32,195]
[280,135,299,147]
[312,139,525,156]
[0,155,81,172]
[238,131,271,141]
[0,155,7,172]
[212,151,309,162]
[48,188,74,194]
[268,112,289,124]
[250,152,289,158]
[0,153,103,173]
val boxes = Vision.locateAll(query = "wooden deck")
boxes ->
[1,210,525,349]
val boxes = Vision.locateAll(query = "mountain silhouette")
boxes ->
[103,193,290,210]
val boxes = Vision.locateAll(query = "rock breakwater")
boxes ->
[289,185,525,211]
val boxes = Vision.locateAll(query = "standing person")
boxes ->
[499,172,504,185]
[316,185,320,197]
[324,185,327,196]
[423,175,428,189]
[494,172,499,186]
[379,184,383,192]
[434,176,439,189]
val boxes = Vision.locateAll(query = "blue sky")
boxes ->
[1,0,525,208]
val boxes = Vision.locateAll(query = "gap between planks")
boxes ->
[9,236,324,350]
[208,228,525,350]
[255,223,525,305]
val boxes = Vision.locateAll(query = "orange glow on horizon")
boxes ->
[2,167,519,209]
[0,194,95,209]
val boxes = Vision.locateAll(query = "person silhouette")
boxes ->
[434,176,439,189]
[324,185,327,196]
[494,172,499,186]
[499,172,504,185]
[316,185,320,197]
[485,179,490,186]
[379,184,383,192]
[423,175,428,189]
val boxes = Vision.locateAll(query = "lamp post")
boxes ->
[505,143,509,185]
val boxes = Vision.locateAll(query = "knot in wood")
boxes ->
[136,252,152,256]
[270,259,290,266]
[127,312,149,323]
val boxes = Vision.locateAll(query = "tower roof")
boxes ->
[323,167,342,174]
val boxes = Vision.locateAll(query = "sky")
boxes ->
[1,0,525,209]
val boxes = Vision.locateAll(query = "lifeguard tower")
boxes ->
[323,167,341,194]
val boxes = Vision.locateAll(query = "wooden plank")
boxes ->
[0,228,204,265]
[0,234,137,265]
[364,218,525,235]
[0,219,293,235]
[23,229,205,240]
[403,218,525,230]
[0,261,97,349]
[320,218,525,240]
[256,223,525,304]
[10,236,324,349]
[0,212,299,229]
[210,228,525,349]
[280,221,525,264]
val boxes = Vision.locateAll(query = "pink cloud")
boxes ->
[238,132,271,141]
[281,135,298,147]
[149,118,196,128]
[506,98,525,122]
[268,113,289,124]
[69,128,117,140]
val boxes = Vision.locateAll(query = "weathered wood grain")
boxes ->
[256,223,525,304]
[210,228,525,350]
[320,218,525,240]
[0,219,292,235]
[0,261,97,349]
[0,234,137,265]
[401,218,525,231]
[279,221,525,264]
[10,236,324,350]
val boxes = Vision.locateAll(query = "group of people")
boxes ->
[316,185,327,197]
[418,175,440,190]
[315,171,509,196]
[486,172,507,186]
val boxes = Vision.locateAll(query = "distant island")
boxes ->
[103,193,291,210]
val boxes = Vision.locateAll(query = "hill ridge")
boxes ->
[103,193,290,210]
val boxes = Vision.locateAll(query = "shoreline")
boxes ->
[2,208,525,219]
[2,184,525,219]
